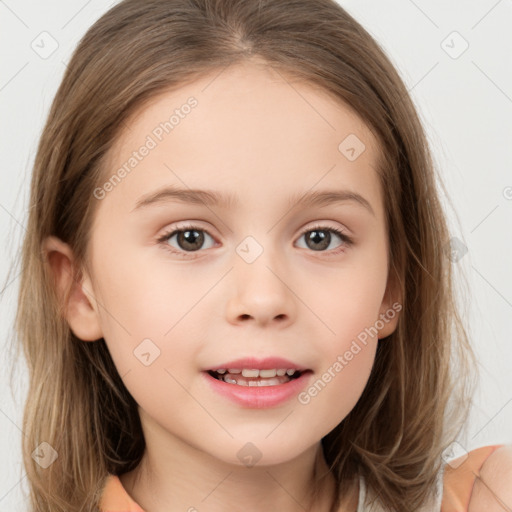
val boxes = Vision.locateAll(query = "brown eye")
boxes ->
[159,224,215,253]
[174,228,205,252]
[296,225,352,253]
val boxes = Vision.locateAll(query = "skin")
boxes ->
[467,446,512,511]
[44,58,402,512]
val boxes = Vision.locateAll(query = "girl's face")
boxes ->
[78,60,399,467]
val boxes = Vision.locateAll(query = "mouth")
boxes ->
[206,368,311,387]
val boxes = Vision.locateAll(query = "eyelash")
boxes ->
[157,223,353,259]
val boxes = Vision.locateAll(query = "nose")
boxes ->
[225,248,296,327]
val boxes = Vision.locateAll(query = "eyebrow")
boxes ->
[131,185,375,216]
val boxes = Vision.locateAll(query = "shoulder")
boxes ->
[468,444,512,511]
[440,444,511,512]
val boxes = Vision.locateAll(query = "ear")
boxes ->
[42,235,103,342]
[376,267,402,340]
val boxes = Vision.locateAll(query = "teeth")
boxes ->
[210,368,306,387]
[223,374,290,386]
[242,369,259,378]
[212,368,306,387]
[261,378,282,386]
[259,369,277,378]
[248,378,282,386]
[215,368,299,377]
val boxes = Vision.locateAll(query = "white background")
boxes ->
[1,0,511,509]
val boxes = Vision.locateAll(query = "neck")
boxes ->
[119,412,358,512]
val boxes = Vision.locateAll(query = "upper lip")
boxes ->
[205,357,310,372]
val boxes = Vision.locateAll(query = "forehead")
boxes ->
[98,59,384,219]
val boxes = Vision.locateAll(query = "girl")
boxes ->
[13,0,511,511]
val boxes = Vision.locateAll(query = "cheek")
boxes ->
[300,259,387,342]
[92,245,180,331]
[90,249,211,376]
[293,266,383,421]
[297,333,377,432]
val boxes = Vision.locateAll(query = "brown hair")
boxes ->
[12,0,477,510]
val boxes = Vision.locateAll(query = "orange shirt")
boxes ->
[99,444,504,511]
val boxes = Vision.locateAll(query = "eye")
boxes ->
[295,224,353,254]
[157,223,216,257]
[157,222,353,258]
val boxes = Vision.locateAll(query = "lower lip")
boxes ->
[202,371,313,408]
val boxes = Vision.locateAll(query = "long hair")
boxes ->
[12,0,477,510]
